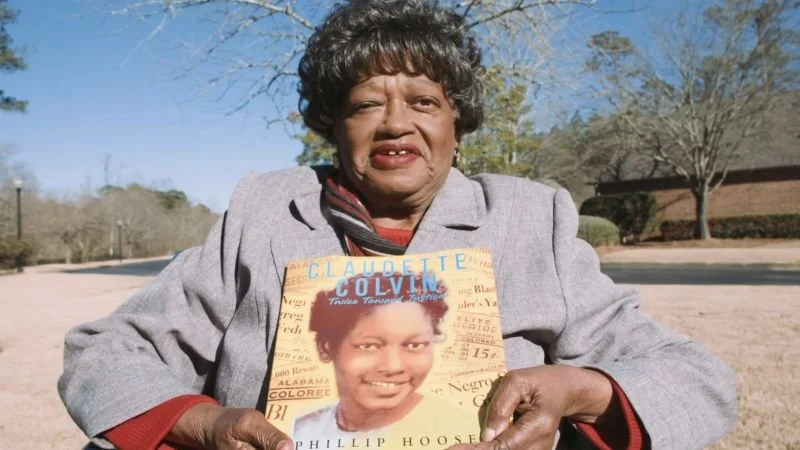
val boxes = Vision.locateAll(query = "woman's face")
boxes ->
[333,72,459,205]
[330,302,435,413]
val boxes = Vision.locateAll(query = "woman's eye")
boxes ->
[405,342,430,350]
[353,102,378,112]
[356,343,379,350]
[413,98,438,110]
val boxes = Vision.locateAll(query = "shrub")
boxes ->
[580,192,657,242]
[659,221,695,240]
[659,214,800,240]
[578,215,620,247]
[0,238,33,270]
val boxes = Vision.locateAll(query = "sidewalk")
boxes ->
[599,246,800,266]
[24,255,172,274]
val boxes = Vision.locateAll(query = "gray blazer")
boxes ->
[58,167,737,449]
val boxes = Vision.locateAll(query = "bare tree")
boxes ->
[584,112,662,183]
[586,0,799,239]
[57,194,108,263]
[97,0,595,119]
[0,147,221,265]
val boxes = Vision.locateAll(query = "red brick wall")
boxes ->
[652,179,800,222]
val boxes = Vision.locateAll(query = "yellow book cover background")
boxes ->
[265,248,506,449]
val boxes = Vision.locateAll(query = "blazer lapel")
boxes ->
[408,168,487,253]
[269,187,345,285]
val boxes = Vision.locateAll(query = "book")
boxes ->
[265,248,507,450]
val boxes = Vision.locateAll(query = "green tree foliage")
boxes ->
[293,113,336,166]
[0,0,27,113]
[586,0,800,239]
[159,189,189,210]
[460,68,543,177]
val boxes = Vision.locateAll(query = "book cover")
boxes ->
[265,248,507,449]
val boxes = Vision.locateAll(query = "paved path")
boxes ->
[601,263,800,285]
[0,269,152,450]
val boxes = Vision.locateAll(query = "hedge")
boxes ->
[0,238,33,270]
[660,214,800,240]
[578,215,620,247]
[579,192,657,242]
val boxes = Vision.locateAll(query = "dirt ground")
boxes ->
[638,285,799,450]
[0,266,797,449]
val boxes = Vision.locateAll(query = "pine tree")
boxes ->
[1,0,27,113]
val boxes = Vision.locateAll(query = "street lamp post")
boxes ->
[13,178,24,273]
[116,219,124,263]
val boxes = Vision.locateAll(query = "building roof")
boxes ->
[734,91,800,170]
[595,164,800,195]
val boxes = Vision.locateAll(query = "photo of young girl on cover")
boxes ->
[292,272,474,443]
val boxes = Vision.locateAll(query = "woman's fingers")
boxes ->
[448,410,558,450]
[229,409,293,450]
[453,367,572,450]
[193,407,291,450]
[481,370,533,441]
[484,410,559,450]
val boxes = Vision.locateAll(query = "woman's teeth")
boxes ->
[368,381,404,387]
[385,150,410,156]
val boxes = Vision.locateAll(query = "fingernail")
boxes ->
[277,440,293,450]
[481,428,496,442]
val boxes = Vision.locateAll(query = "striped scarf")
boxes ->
[323,172,408,256]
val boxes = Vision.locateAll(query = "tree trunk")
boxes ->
[692,187,711,240]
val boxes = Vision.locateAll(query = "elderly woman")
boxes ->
[59,1,737,449]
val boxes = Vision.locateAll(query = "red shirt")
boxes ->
[105,227,647,449]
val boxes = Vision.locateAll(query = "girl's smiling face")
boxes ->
[329,302,435,417]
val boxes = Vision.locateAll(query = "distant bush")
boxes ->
[660,214,800,240]
[578,215,620,247]
[0,238,33,270]
[580,192,657,242]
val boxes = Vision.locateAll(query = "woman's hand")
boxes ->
[449,365,618,450]
[169,403,293,450]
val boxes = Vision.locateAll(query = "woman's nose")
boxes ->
[377,100,414,137]
[377,346,405,373]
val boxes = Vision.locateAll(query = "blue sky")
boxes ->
[2,0,666,211]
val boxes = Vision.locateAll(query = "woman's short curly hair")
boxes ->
[298,0,484,143]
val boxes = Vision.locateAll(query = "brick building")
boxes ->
[594,165,800,223]
[592,91,800,225]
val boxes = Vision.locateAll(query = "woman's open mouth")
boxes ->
[366,380,407,388]
[364,379,410,396]
[370,144,420,169]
